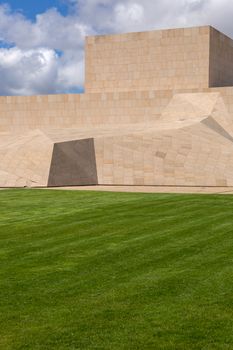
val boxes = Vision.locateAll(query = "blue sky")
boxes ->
[3,0,69,19]
[0,0,233,96]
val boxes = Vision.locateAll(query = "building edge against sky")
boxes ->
[1,25,233,187]
[85,25,233,92]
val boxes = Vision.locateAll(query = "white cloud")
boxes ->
[0,47,58,95]
[0,0,233,95]
[57,51,84,90]
[0,5,90,50]
[0,46,84,95]
[114,3,145,31]
[0,4,89,95]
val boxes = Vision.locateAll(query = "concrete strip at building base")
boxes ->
[1,25,233,188]
[0,186,230,195]
[47,186,233,195]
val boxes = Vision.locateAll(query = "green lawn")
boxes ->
[0,189,233,350]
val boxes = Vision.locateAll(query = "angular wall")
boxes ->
[1,87,233,133]
[48,139,98,187]
[85,26,211,92]
[209,27,233,88]
[1,25,233,188]
[94,91,233,187]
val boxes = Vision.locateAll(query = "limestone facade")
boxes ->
[85,26,233,92]
[1,25,233,187]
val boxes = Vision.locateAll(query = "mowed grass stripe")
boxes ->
[0,189,232,350]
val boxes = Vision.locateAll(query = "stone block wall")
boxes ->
[85,26,210,92]
[209,27,233,88]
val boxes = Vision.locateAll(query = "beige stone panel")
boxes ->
[2,87,233,134]
[94,127,233,187]
[93,92,233,187]
[0,91,174,132]
[1,26,233,188]
[0,130,54,187]
[209,27,233,88]
[85,26,211,92]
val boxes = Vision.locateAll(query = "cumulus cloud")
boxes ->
[0,3,89,95]
[69,0,233,35]
[0,47,58,95]
[0,4,90,50]
[114,3,145,31]
[0,0,233,95]
[0,46,84,95]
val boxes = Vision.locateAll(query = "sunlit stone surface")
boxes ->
[1,25,233,187]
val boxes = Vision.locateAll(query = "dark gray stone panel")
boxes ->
[48,138,98,187]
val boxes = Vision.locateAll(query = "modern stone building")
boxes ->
[1,25,233,187]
